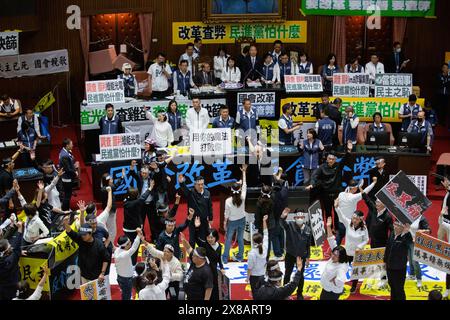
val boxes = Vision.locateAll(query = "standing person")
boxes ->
[436,63,450,126]
[166,100,183,132]
[212,105,235,129]
[179,43,199,76]
[298,52,313,74]
[63,218,111,284]
[407,111,434,153]
[14,265,50,300]
[17,108,44,139]
[344,58,365,73]
[237,45,250,78]
[271,176,288,261]
[173,60,196,97]
[0,94,20,118]
[321,53,339,95]
[0,221,23,300]
[21,203,50,246]
[341,106,360,146]
[236,98,259,144]
[59,138,77,211]
[40,160,63,209]
[315,107,336,151]
[384,221,412,300]
[138,261,171,300]
[399,94,422,132]
[320,217,349,300]
[335,204,369,294]
[260,53,280,84]
[145,110,174,148]
[247,215,269,298]
[242,45,262,83]
[178,174,213,247]
[193,38,202,57]
[214,46,230,83]
[385,42,409,73]
[280,208,311,300]
[99,104,123,135]
[438,184,450,298]
[180,234,214,301]
[298,128,324,186]
[222,165,247,264]
[365,54,385,85]
[185,98,210,132]
[270,40,283,64]
[17,120,38,166]
[407,215,431,288]
[221,57,241,84]
[278,103,302,146]
[148,53,173,99]
[277,52,297,84]
[368,157,389,201]
[114,228,143,300]
[118,63,138,98]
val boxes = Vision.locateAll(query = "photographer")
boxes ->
[148,52,173,100]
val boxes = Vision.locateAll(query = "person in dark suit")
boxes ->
[194,62,216,87]
[385,42,409,73]
[368,157,389,201]
[241,45,262,84]
[384,221,412,300]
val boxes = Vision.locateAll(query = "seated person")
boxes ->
[407,111,433,152]
[194,62,216,87]
[212,105,235,129]
[17,108,45,140]
[344,58,365,73]
[220,57,241,84]
[17,121,38,165]
[260,53,280,84]
[241,45,262,84]
[173,60,196,97]
[364,112,393,145]
[0,95,20,119]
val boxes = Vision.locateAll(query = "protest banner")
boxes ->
[376,171,432,224]
[237,92,276,118]
[47,230,79,265]
[189,128,232,156]
[85,79,126,105]
[0,49,69,79]
[375,73,413,98]
[333,73,370,97]
[389,174,427,196]
[34,91,56,113]
[18,257,50,292]
[414,232,450,274]
[284,74,323,93]
[99,133,141,162]
[350,248,386,280]
[80,278,111,300]
[281,97,425,123]
[308,201,326,246]
[173,21,307,44]
[301,0,435,17]
[0,31,19,56]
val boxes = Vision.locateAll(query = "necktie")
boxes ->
[252,57,255,68]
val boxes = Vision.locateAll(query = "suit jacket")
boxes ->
[368,167,389,200]
[385,51,407,73]
[241,56,262,82]
[194,71,216,87]
[384,232,412,270]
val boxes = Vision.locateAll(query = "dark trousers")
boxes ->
[124,231,139,265]
[320,289,341,300]
[283,252,306,299]
[249,275,264,299]
[347,256,358,289]
[188,217,208,247]
[62,181,73,211]
[166,281,180,300]
[117,275,133,300]
[142,202,157,242]
[320,193,345,245]
[0,284,17,300]
[387,268,406,300]
[446,274,450,290]
[267,224,284,258]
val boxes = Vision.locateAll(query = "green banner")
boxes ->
[301,0,435,17]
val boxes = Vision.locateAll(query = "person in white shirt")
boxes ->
[320,217,349,300]
[114,229,142,300]
[14,264,49,300]
[0,95,20,119]
[214,46,230,82]
[335,204,369,294]
[21,203,49,246]
[222,165,248,264]
[179,42,199,76]
[247,215,268,298]
[138,260,171,300]
[185,98,210,132]
[139,235,184,300]
[365,53,385,84]
[148,53,173,99]
[221,57,241,84]
[145,109,174,147]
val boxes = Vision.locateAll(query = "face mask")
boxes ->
[295,219,304,227]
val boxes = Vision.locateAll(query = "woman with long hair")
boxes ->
[321,53,339,94]
[247,214,268,299]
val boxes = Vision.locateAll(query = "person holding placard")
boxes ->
[399,94,422,132]
[277,52,297,83]
[407,215,431,288]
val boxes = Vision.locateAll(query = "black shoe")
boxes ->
[350,285,357,294]
[297,295,304,300]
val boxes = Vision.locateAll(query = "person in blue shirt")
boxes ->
[278,52,296,85]
[298,129,324,186]
[398,94,422,132]
[212,105,235,129]
[315,107,336,151]
[17,120,38,167]
[236,98,259,144]
[278,104,302,145]
[407,111,433,153]
[99,104,123,135]
[166,100,183,145]
[260,53,279,84]
[321,53,339,95]
[341,106,360,146]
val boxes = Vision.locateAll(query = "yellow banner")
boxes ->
[34,91,55,113]
[18,257,50,292]
[47,223,79,263]
[173,21,307,44]
[281,97,425,123]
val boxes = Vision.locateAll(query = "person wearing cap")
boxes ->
[118,63,138,98]
[407,110,434,152]
[99,103,123,135]
[145,108,174,148]
[148,52,173,100]
[341,106,360,146]
[83,210,113,272]
[180,234,214,300]
[139,234,184,300]
[384,220,412,300]
[222,165,247,264]
[156,209,194,260]
[398,94,422,132]
[254,257,304,300]
[247,215,269,298]
[63,218,111,284]
[114,228,143,300]
[0,220,23,300]
[178,174,213,247]
[279,208,311,300]
[368,157,389,201]
[335,204,369,294]
[212,105,235,129]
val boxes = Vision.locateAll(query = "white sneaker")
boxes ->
[416,280,422,288]
[378,280,387,289]
[443,290,449,299]
[272,255,284,261]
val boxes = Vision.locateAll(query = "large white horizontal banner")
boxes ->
[0,49,69,78]
[0,31,19,57]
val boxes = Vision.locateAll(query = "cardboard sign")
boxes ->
[189,128,232,156]
[350,248,386,280]
[333,73,370,97]
[85,79,126,105]
[308,200,326,246]
[237,92,276,118]
[99,133,141,162]
[414,232,450,274]
[0,31,19,57]
[389,174,427,196]
[284,74,323,93]
[375,73,413,98]
[80,278,111,300]
[375,171,432,224]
